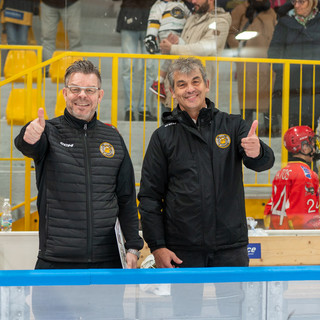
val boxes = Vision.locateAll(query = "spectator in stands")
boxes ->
[217,0,243,12]
[227,0,277,136]
[159,0,232,107]
[40,0,81,62]
[116,0,157,121]
[264,126,320,229]
[275,0,320,17]
[138,57,274,317]
[144,0,193,99]
[15,59,143,318]
[268,0,320,132]
[1,0,39,45]
[269,0,288,13]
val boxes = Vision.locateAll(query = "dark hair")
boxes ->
[246,0,271,23]
[167,57,208,89]
[64,60,102,87]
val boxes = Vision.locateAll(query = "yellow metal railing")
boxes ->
[1,50,320,228]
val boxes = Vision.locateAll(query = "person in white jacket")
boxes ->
[144,0,193,98]
[159,0,231,107]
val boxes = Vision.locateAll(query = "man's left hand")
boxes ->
[126,252,138,269]
[160,39,172,54]
[167,33,179,44]
[241,120,261,158]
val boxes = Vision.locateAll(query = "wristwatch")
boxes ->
[127,249,140,259]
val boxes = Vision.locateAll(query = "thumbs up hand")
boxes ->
[23,108,46,145]
[241,120,261,158]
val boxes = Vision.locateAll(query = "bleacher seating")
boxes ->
[49,51,81,83]
[4,50,38,82]
[6,88,48,125]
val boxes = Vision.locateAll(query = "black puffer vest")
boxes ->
[20,110,125,262]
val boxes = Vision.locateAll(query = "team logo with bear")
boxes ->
[215,134,231,148]
[100,142,115,158]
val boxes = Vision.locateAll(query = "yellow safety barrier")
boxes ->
[0,49,319,229]
[55,89,65,117]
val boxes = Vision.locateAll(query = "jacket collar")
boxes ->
[64,108,97,130]
[162,98,218,127]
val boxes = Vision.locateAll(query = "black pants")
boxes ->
[170,246,249,318]
[34,257,122,269]
[32,258,124,320]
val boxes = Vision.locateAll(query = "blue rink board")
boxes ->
[1,266,320,319]
[1,265,320,287]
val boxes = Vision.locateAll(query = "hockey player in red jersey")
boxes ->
[265,126,320,229]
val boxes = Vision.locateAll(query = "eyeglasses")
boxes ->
[66,86,100,95]
[291,0,308,5]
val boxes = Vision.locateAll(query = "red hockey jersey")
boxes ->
[265,161,320,229]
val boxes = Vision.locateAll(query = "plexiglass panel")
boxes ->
[1,267,320,320]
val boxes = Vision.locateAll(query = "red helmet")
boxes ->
[283,126,315,154]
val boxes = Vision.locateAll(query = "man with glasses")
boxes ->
[14,60,143,317]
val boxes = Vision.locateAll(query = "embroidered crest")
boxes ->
[100,142,115,158]
[171,7,185,19]
[215,134,231,148]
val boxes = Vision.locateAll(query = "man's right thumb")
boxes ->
[38,108,45,128]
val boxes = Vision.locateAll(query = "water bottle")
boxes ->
[1,198,12,232]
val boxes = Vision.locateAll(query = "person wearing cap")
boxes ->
[264,126,320,229]
[268,0,320,132]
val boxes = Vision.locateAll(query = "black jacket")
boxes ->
[138,99,274,253]
[2,0,39,12]
[42,0,78,8]
[116,0,156,32]
[15,109,143,263]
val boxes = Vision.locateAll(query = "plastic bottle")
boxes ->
[1,198,12,232]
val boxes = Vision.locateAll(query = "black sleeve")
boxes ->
[276,2,293,18]
[116,136,143,250]
[243,140,275,172]
[138,130,168,252]
[14,123,48,163]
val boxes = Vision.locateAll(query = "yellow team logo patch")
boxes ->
[100,142,115,158]
[171,7,185,19]
[215,134,231,148]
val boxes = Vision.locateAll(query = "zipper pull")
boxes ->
[84,123,87,136]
